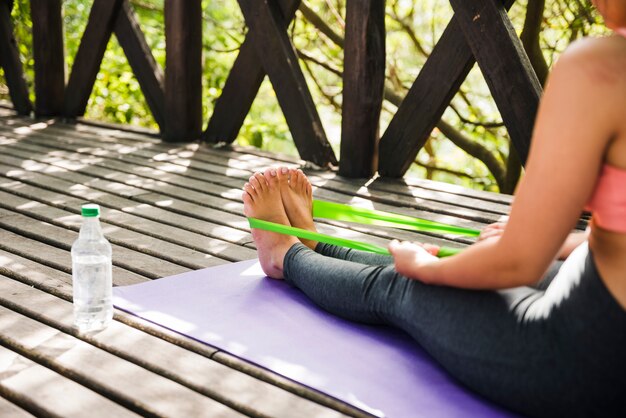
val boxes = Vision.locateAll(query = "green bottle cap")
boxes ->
[81,204,100,217]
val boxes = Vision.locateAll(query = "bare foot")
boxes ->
[278,167,318,250]
[242,169,299,279]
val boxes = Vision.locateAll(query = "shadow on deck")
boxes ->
[0,107,515,417]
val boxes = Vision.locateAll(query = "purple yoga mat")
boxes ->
[113,259,517,417]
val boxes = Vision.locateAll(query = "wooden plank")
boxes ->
[213,351,370,418]
[0,228,147,285]
[0,306,244,417]
[0,248,74,298]
[29,0,65,116]
[0,0,32,114]
[63,0,123,118]
[211,142,516,204]
[14,112,515,208]
[368,175,514,204]
[0,252,228,365]
[0,150,462,253]
[0,194,227,270]
[449,0,541,165]
[0,275,350,418]
[0,129,491,239]
[1,115,508,232]
[0,149,254,247]
[0,125,496,242]
[113,0,165,130]
[0,394,35,418]
[0,138,253,230]
[339,0,385,178]
[237,0,337,167]
[0,121,508,220]
[0,136,469,255]
[0,211,192,278]
[163,0,202,142]
[0,119,506,235]
[0,183,250,262]
[378,0,517,177]
[0,344,138,418]
[203,0,300,144]
[0,140,408,251]
[127,134,512,209]
[0,159,256,261]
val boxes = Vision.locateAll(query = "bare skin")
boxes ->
[242,168,298,279]
[388,28,626,311]
[245,4,626,310]
[278,167,318,250]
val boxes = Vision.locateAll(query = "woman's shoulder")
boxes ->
[560,35,626,64]
[553,35,626,85]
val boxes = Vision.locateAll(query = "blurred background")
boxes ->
[0,0,608,193]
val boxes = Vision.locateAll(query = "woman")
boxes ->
[241,2,626,416]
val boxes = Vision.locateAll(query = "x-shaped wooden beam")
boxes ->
[378,0,541,177]
[204,0,337,168]
[0,0,32,114]
[63,0,165,129]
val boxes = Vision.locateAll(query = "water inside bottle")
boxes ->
[72,254,113,332]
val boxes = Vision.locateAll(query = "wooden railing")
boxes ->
[0,0,541,179]
[0,0,201,142]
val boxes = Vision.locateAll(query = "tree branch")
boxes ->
[297,49,342,77]
[520,0,548,85]
[436,120,507,191]
[449,103,505,128]
[298,1,344,48]
[415,161,488,183]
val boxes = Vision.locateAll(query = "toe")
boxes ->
[242,189,254,214]
[242,189,252,203]
[296,169,306,192]
[288,168,299,189]
[277,166,290,189]
[250,172,267,192]
[243,182,256,199]
[254,172,267,191]
[264,167,279,187]
[249,175,261,191]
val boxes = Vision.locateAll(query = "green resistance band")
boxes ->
[312,200,480,237]
[247,200,480,258]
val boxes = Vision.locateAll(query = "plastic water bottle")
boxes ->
[71,204,113,333]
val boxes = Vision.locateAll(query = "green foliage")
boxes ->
[0,0,608,192]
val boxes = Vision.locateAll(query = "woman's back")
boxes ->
[575,34,626,309]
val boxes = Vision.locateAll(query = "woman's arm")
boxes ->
[477,223,589,260]
[390,38,620,289]
[557,230,589,259]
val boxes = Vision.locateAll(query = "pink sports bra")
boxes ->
[583,29,626,233]
[585,164,626,233]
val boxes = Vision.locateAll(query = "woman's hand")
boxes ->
[388,240,439,282]
[478,218,508,242]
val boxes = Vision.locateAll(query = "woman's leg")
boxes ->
[314,242,564,289]
[251,166,624,415]
[315,242,394,265]
[282,242,626,417]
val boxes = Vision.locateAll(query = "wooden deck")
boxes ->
[0,106,516,417]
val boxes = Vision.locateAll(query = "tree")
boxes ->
[0,0,605,193]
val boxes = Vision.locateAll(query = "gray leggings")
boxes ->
[283,242,626,417]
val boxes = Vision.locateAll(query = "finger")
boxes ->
[388,239,402,253]
[421,243,440,256]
